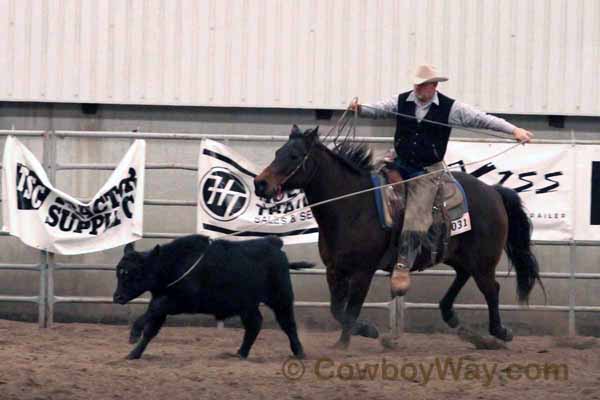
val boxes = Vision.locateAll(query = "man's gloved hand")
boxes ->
[382,148,397,163]
[513,127,534,143]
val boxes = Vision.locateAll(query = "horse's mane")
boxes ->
[291,130,374,175]
[328,141,374,175]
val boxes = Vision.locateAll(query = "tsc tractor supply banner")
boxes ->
[197,139,318,244]
[2,136,145,254]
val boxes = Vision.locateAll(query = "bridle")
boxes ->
[275,138,319,193]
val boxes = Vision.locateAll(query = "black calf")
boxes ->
[113,234,312,359]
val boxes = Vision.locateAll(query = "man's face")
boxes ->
[413,82,438,102]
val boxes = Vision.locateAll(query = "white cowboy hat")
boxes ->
[413,64,448,85]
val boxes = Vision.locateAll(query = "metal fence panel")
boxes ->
[0,129,599,335]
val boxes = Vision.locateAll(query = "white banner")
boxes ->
[2,137,145,254]
[445,142,573,241]
[197,139,318,244]
[197,139,600,243]
[574,145,600,241]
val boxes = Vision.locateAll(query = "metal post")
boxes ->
[389,297,398,337]
[398,297,405,336]
[43,130,58,327]
[568,129,576,336]
[37,130,52,328]
[568,242,576,336]
[47,253,55,326]
[38,251,47,328]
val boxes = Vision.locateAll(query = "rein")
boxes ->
[278,150,312,188]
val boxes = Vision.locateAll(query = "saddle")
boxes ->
[371,159,470,272]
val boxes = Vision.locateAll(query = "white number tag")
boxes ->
[450,212,471,236]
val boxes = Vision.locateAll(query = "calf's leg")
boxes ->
[272,303,304,359]
[127,313,166,359]
[129,312,147,344]
[238,308,263,359]
[126,297,173,360]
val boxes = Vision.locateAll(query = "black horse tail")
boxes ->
[494,185,546,304]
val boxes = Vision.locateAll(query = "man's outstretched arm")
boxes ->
[350,96,398,119]
[449,101,533,143]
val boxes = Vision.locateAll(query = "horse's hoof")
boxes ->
[351,321,380,339]
[237,350,249,359]
[126,352,141,360]
[361,324,380,339]
[491,326,513,342]
[446,314,460,328]
[330,340,350,350]
[442,311,460,328]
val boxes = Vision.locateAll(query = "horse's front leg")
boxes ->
[326,267,349,327]
[333,269,376,349]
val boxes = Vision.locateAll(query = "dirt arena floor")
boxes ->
[0,319,598,400]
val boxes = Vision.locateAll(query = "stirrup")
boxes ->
[394,262,410,272]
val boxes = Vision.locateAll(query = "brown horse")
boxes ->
[254,125,543,349]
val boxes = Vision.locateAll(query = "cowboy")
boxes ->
[350,64,533,297]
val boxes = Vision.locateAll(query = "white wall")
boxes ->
[1,0,599,115]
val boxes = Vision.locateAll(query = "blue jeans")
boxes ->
[391,158,426,179]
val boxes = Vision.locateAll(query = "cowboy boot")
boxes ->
[390,259,411,297]
[391,231,420,297]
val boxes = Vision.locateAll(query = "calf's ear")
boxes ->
[124,242,135,254]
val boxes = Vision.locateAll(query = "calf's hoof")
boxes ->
[126,352,142,360]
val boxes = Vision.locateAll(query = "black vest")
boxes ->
[394,91,455,168]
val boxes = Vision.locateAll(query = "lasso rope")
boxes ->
[167,102,525,286]
[218,100,526,239]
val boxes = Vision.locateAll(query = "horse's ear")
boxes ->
[304,126,319,142]
[290,124,301,136]
[150,244,160,258]
[124,242,135,254]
